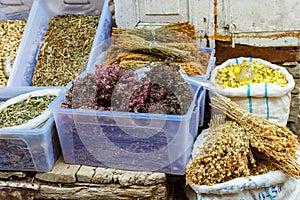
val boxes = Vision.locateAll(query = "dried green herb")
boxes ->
[0,95,56,128]
[32,14,100,86]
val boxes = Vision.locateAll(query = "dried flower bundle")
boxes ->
[186,114,282,186]
[210,94,300,179]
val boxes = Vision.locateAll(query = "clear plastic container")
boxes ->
[0,88,61,172]
[0,2,32,99]
[49,87,204,175]
[0,116,60,172]
[8,0,112,88]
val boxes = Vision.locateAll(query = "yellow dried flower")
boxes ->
[215,60,288,88]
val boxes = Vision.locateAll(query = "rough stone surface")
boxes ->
[92,168,166,186]
[36,183,167,200]
[76,165,96,183]
[35,157,81,183]
[292,79,300,94]
[0,172,26,179]
[0,158,168,200]
[286,64,300,79]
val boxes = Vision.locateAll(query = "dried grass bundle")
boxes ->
[105,22,209,75]
[156,22,196,39]
[210,94,300,179]
[106,33,192,62]
[112,22,196,42]
[186,116,254,186]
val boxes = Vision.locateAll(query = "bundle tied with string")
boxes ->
[104,22,209,75]
[210,94,300,179]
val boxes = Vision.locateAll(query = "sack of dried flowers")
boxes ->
[210,57,295,126]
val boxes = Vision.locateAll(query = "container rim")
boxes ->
[0,116,54,135]
[49,86,203,121]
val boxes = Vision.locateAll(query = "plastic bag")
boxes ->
[0,89,60,129]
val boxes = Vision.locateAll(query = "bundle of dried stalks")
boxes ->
[210,94,300,179]
[105,33,192,63]
[104,22,209,75]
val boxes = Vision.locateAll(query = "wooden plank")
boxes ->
[215,41,300,64]
[76,165,96,183]
[35,156,81,183]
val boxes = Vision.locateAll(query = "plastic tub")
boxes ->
[0,89,61,172]
[49,86,204,175]
[8,0,112,89]
[0,116,60,172]
[0,4,31,99]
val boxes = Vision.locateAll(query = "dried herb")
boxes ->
[32,14,99,86]
[0,95,56,128]
[59,61,194,173]
[0,139,35,170]
[62,61,193,115]
[0,20,26,86]
[0,125,61,171]
[56,114,187,174]
[215,60,288,88]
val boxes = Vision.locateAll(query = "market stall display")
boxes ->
[104,22,214,77]
[186,95,300,199]
[31,14,100,86]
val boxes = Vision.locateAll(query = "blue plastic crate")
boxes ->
[8,0,111,89]
[49,86,204,175]
[0,115,60,172]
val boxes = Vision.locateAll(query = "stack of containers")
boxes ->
[49,10,215,174]
[0,0,111,172]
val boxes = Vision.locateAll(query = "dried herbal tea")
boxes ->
[186,120,253,186]
[32,14,100,86]
[186,116,278,186]
[215,61,288,88]
[0,20,26,86]
[0,95,56,128]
